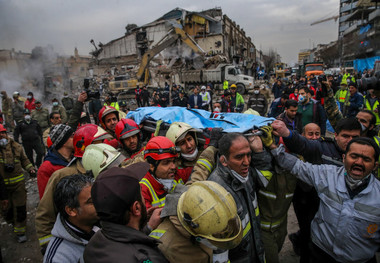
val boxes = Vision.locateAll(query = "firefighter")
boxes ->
[82,143,126,178]
[166,122,203,182]
[150,181,243,263]
[12,91,25,124]
[140,136,184,209]
[115,118,144,159]
[1,91,14,131]
[0,124,36,243]
[35,124,112,251]
[98,106,121,148]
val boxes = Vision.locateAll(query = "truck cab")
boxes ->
[223,65,253,94]
[305,62,324,77]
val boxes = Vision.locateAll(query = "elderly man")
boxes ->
[267,135,380,263]
[43,174,98,263]
[207,133,265,263]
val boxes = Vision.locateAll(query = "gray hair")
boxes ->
[218,132,247,159]
[54,174,94,220]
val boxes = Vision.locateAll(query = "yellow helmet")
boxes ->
[166,122,198,145]
[177,181,243,250]
[230,84,237,89]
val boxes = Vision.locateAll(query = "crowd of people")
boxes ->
[0,67,379,263]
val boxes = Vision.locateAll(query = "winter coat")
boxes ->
[14,119,43,143]
[84,221,168,263]
[188,94,202,109]
[247,93,268,116]
[32,108,50,131]
[12,100,25,123]
[37,149,69,199]
[24,98,36,112]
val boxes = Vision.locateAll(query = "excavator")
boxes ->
[108,25,205,92]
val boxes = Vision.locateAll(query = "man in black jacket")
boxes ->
[14,109,44,168]
[84,164,167,263]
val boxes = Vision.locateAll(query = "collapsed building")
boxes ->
[90,7,257,90]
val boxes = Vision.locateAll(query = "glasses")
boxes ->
[53,117,61,120]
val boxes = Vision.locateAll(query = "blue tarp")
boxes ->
[354,56,380,72]
[126,107,275,133]
[359,24,372,35]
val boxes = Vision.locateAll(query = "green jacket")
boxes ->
[32,108,50,131]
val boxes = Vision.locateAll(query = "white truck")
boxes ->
[180,64,254,94]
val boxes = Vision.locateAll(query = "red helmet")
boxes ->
[115,119,141,141]
[144,136,179,161]
[0,124,6,132]
[98,106,119,130]
[73,124,112,157]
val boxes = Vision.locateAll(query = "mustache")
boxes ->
[351,164,365,171]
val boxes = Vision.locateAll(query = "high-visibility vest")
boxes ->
[364,96,380,125]
[223,80,229,90]
[140,177,183,207]
[202,93,209,102]
[338,89,348,103]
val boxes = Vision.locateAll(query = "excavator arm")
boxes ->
[136,26,204,82]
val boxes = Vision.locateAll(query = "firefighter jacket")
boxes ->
[140,171,184,209]
[186,146,217,185]
[253,151,297,232]
[247,93,268,116]
[32,108,50,131]
[150,216,212,263]
[51,105,68,124]
[272,145,380,263]
[35,159,86,247]
[208,162,265,263]
[150,184,213,263]
[0,138,33,185]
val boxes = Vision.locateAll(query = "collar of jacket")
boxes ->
[100,221,161,246]
[214,159,249,191]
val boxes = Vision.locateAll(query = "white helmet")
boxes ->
[82,143,126,178]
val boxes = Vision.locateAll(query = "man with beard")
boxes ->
[268,136,380,263]
[115,119,143,159]
[140,136,184,209]
[84,164,168,263]
[44,174,98,263]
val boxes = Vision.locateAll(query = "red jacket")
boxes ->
[289,93,299,101]
[37,161,65,199]
[140,171,184,209]
[24,98,36,111]
[37,150,69,199]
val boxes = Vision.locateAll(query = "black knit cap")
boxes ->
[49,124,74,150]
[92,163,149,224]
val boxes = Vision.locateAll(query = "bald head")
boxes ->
[302,123,321,140]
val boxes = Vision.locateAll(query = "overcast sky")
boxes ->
[0,0,340,65]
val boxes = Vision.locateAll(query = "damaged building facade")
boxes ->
[91,7,257,85]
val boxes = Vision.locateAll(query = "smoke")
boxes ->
[160,42,204,69]
[0,45,69,110]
